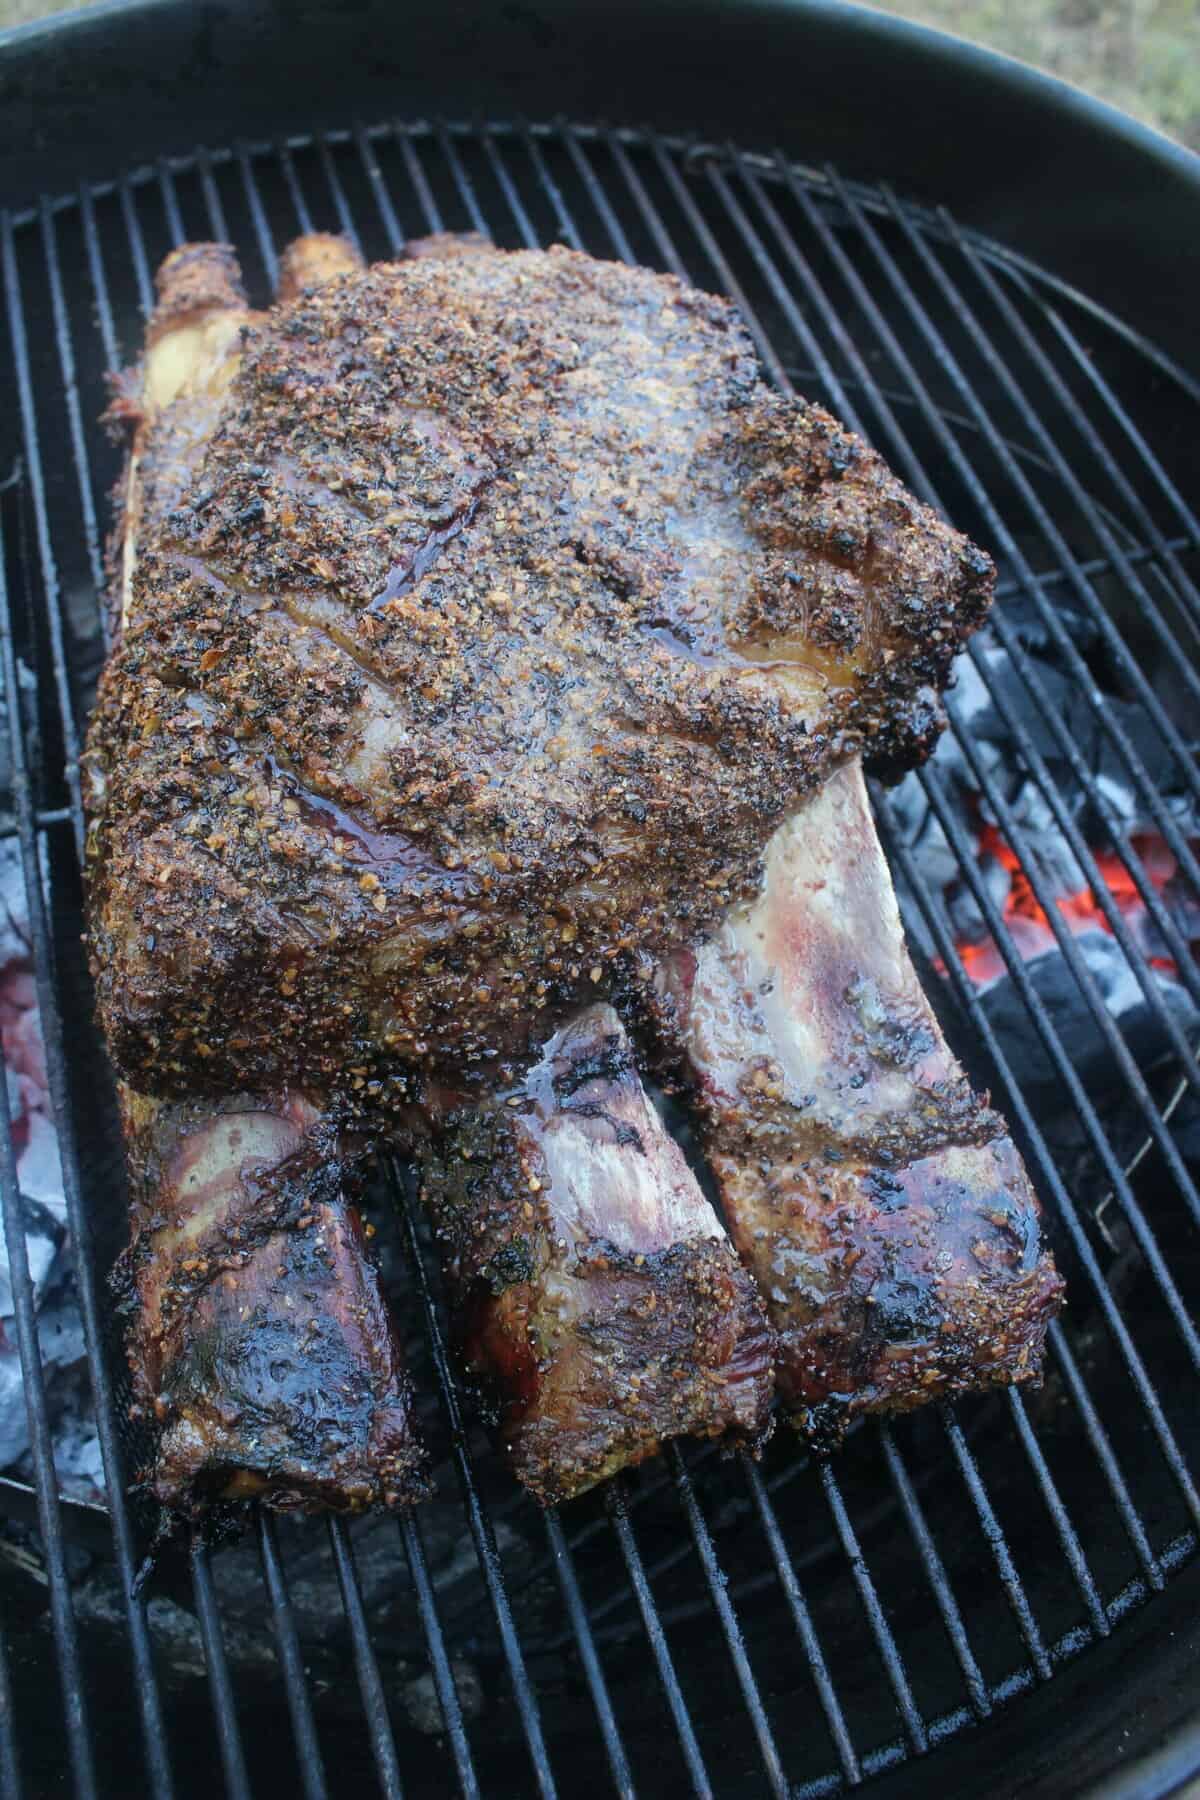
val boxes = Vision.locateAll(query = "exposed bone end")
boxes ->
[419,1004,775,1504]
[142,243,251,416]
[402,230,497,262]
[114,1085,431,1520]
[654,759,1063,1443]
[276,231,366,303]
[147,242,247,347]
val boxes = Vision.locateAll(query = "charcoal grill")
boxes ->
[1,2,1199,1796]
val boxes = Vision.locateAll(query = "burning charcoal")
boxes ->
[947,851,1011,946]
[980,929,1200,1102]
[884,774,959,892]
[1175,1093,1200,1172]
[994,586,1098,654]
[1163,871,1200,944]
[0,1339,30,1466]
[0,1176,63,1315]
[942,647,994,731]
[986,779,1086,897]
[1093,773,1140,831]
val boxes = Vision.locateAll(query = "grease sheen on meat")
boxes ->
[85,243,994,1104]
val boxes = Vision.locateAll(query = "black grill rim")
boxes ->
[2,0,1200,373]
[0,114,1197,1800]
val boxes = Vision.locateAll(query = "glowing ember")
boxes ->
[947,827,1185,988]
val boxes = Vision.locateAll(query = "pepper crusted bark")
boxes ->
[116,1088,429,1516]
[418,1005,774,1502]
[84,241,994,1103]
[650,762,1064,1442]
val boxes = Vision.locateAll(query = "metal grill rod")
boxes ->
[561,124,635,265]
[155,161,185,248]
[605,1479,714,1798]
[939,1408,1050,1679]
[188,1544,253,1800]
[817,1463,927,1755]
[317,133,358,240]
[77,185,119,370]
[876,1425,990,1719]
[714,150,1200,1031]
[482,129,540,251]
[667,1445,788,1799]
[1043,1319,1162,1590]
[518,124,581,252]
[328,1518,406,1800]
[700,146,1200,1390]
[71,177,262,1795]
[0,1612,20,1800]
[256,1511,329,1800]
[397,130,444,238]
[1004,1391,1108,1639]
[775,157,1200,909]
[740,1458,863,1787]
[543,1511,635,1800]
[392,1171,557,1800]
[915,198,1200,687]
[1,223,85,852]
[279,142,314,236]
[436,125,489,238]
[612,122,1111,1681]
[37,202,104,610]
[237,142,280,289]
[943,692,1200,1217]
[944,213,1200,647]
[397,1513,481,1800]
[647,144,1194,1591]
[876,802,1200,1531]
[921,756,1200,1377]
[355,125,405,255]
[1,260,176,1800]
[825,166,1200,865]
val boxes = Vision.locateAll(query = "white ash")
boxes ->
[0,836,102,1500]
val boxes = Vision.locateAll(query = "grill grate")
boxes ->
[0,119,1197,1799]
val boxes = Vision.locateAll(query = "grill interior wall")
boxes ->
[0,122,1196,1800]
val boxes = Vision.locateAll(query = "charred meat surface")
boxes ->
[651,762,1064,1442]
[85,239,993,1101]
[419,1005,773,1502]
[117,1086,429,1516]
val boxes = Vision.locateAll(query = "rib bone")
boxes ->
[654,762,1063,1441]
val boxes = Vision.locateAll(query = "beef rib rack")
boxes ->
[83,230,1060,1515]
